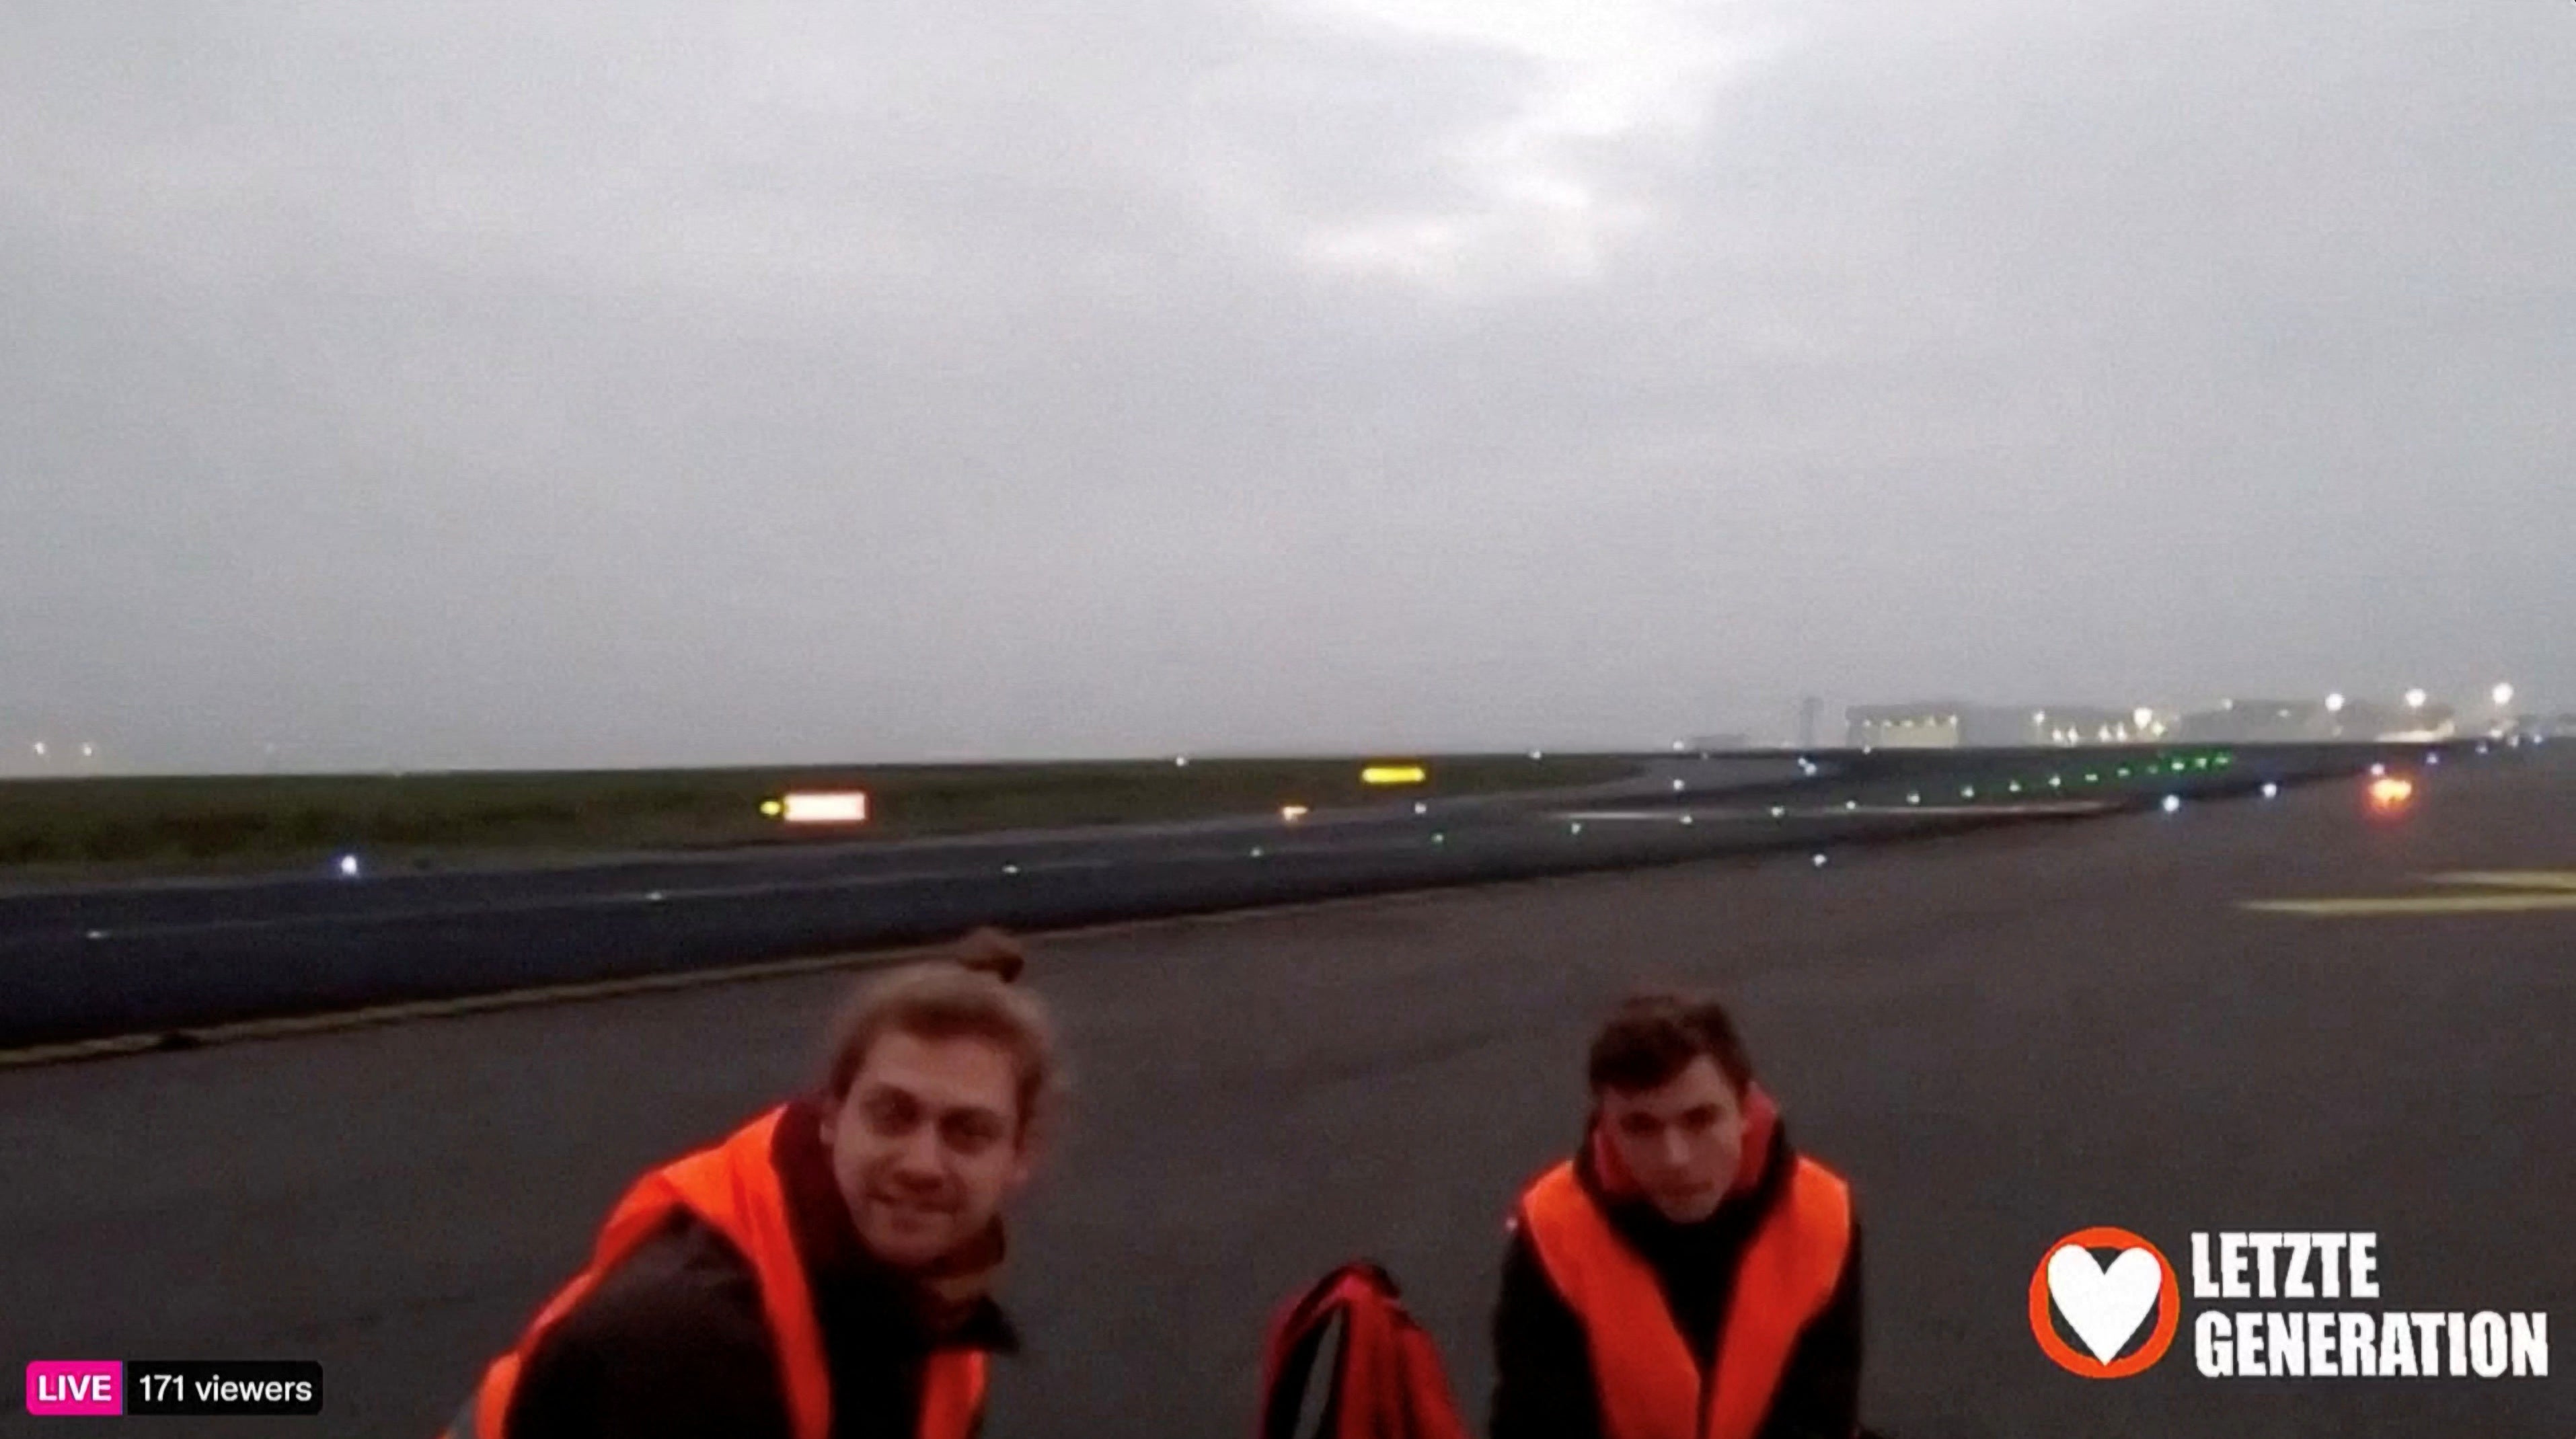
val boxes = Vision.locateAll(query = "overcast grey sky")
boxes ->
[3,0,2569,771]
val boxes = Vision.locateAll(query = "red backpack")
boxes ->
[1258,1261,1474,1439]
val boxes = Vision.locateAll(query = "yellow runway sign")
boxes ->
[2242,871,2576,917]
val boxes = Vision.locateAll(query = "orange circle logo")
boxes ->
[2028,1227,2181,1378]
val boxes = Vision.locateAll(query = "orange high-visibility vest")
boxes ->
[1516,1156,1851,1439]
[440,1106,987,1439]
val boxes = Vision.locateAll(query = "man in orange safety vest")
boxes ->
[441,929,1051,1439]
[1491,990,1864,1439]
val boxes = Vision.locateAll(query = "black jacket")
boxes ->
[503,1098,1019,1439]
[1488,1122,1862,1439]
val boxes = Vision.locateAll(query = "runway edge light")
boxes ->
[773,791,869,824]
[1361,764,1427,786]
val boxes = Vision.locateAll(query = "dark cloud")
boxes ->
[2,0,2566,770]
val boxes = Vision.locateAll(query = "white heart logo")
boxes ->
[2046,1245,2164,1364]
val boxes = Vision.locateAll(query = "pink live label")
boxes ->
[26,1361,123,1416]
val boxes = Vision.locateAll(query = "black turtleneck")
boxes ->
[500,1101,1016,1439]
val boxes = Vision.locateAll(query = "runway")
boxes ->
[1,745,2567,1436]
[0,745,2398,1050]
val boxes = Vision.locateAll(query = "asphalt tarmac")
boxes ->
[0,746,2388,1049]
[2,745,2567,1436]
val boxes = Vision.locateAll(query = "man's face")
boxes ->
[821,1029,1033,1271]
[1598,1056,1745,1224]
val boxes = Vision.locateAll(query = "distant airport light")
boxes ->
[1280,804,1309,822]
[2133,707,2155,729]
[1907,791,1922,805]
[2261,781,2280,799]
[759,799,784,818]
[1414,801,1429,815]
[1671,779,1686,792]
[775,791,869,824]
[1361,764,1427,786]
[336,853,363,879]
[1174,755,1190,767]
[1811,853,1829,868]
[2370,762,2388,777]
[2368,775,2415,810]
[2161,795,2182,814]
[1529,749,1546,761]
[1569,822,1584,835]
[2404,688,2428,709]
[2325,692,2347,713]
[2492,683,2514,707]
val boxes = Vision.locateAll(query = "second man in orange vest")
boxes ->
[1490,990,1864,1439]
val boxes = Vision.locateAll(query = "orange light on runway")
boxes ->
[2367,775,2415,811]
[1361,764,1428,786]
[1280,804,1310,822]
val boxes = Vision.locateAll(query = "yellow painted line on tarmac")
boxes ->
[2425,871,2576,892]
[2244,894,2576,917]
[2242,869,2576,918]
